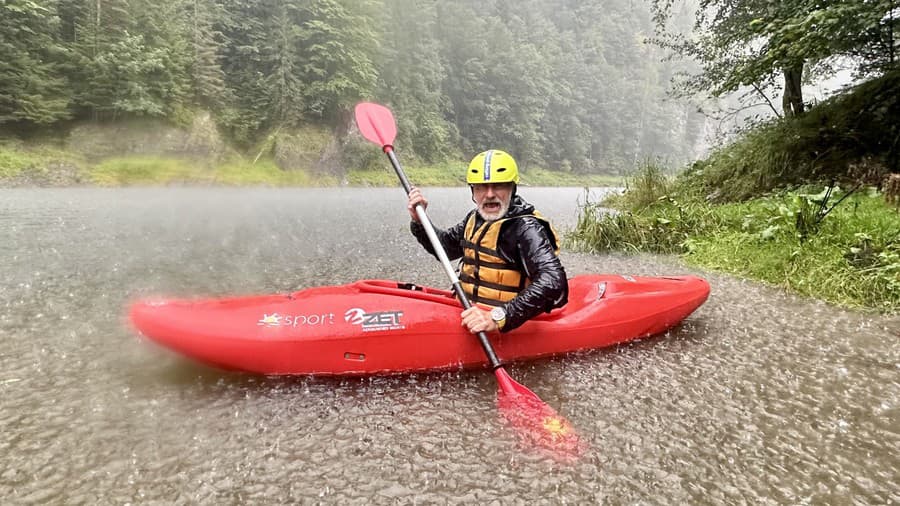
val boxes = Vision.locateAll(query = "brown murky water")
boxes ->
[1,187,897,504]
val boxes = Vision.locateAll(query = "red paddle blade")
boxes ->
[354,102,397,147]
[494,368,583,459]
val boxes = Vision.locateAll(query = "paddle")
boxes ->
[354,102,579,454]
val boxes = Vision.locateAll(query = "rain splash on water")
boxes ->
[0,187,897,503]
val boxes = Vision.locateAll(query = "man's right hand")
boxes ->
[407,187,428,223]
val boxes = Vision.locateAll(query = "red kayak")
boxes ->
[129,274,709,375]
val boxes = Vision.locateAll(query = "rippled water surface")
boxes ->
[1,187,897,504]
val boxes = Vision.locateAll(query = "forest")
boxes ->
[1,0,706,175]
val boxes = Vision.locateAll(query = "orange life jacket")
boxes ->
[458,211,559,306]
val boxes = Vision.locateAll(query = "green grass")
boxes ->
[90,157,199,185]
[0,140,83,179]
[1,139,624,188]
[569,176,900,311]
[343,162,623,187]
[685,191,899,310]
[682,71,900,203]
[521,167,623,187]
[343,161,464,186]
[2,117,626,188]
[214,158,337,186]
[88,156,343,186]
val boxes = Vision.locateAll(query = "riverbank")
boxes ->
[567,167,900,313]
[0,142,622,188]
[569,71,900,314]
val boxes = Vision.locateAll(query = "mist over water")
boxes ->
[1,187,897,504]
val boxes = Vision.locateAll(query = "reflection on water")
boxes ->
[0,187,897,503]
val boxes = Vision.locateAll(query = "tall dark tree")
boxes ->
[60,0,190,119]
[218,0,271,141]
[186,0,231,109]
[295,0,380,122]
[436,1,554,166]
[0,0,70,124]
[376,0,453,162]
[265,0,305,125]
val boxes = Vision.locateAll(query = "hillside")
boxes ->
[569,72,900,312]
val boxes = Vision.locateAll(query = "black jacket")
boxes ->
[410,194,568,332]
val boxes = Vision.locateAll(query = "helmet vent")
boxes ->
[497,168,507,172]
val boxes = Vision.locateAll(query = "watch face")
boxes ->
[491,307,506,321]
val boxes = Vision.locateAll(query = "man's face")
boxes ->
[472,183,514,221]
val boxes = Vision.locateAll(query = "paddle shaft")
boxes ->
[384,147,503,369]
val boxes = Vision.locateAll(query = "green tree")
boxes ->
[265,0,305,125]
[218,0,271,141]
[186,0,231,109]
[296,0,380,122]
[652,0,900,117]
[60,0,190,120]
[437,1,554,167]
[375,0,453,162]
[0,0,71,124]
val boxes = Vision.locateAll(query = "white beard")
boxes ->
[477,198,510,221]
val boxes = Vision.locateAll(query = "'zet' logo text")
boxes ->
[344,308,405,332]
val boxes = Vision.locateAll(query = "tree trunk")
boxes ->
[782,63,804,117]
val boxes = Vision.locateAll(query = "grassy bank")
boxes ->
[568,165,900,312]
[0,140,84,183]
[344,162,622,187]
[569,71,900,313]
[87,157,337,186]
[0,144,623,188]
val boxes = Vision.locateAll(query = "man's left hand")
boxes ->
[460,307,499,334]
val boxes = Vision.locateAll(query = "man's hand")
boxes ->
[407,186,428,223]
[460,306,499,334]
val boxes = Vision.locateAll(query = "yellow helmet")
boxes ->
[466,149,519,184]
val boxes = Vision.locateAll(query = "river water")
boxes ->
[0,187,897,504]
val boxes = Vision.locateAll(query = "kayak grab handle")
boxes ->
[352,279,460,307]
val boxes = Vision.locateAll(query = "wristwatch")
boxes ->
[490,306,507,330]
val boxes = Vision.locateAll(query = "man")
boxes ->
[407,149,568,335]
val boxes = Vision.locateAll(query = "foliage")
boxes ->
[295,0,380,122]
[680,70,900,202]
[374,0,454,163]
[342,161,624,187]
[0,0,71,123]
[567,192,721,254]
[651,0,900,114]
[608,160,674,210]
[570,183,900,311]
[687,192,900,311]
[519,168,623,188]
[185,0,232,110]
[0,141,80,178]
[88,155,340,186]
[1,0,708,172]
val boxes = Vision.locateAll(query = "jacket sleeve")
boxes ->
[499,218,568,333]
[409,214,468,261]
